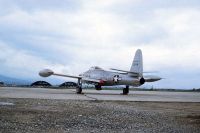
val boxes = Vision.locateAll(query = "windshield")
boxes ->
[89,66,103,70]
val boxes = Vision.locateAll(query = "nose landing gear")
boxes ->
[76,78,82,94]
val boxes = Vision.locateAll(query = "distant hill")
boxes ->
[0,75,31,85]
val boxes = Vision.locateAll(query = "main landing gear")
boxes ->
[95,84,102,90]
[76,78,82,94]
[76,86,82,94]
[122,85,129,95]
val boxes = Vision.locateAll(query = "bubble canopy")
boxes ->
[89,66,103,70]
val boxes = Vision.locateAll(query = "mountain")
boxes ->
[0,75,31,85]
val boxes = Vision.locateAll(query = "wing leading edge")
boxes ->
[39,69,104,83]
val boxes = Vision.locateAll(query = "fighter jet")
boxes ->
[39,49,161,94]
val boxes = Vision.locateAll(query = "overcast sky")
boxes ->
[0,0,200,89]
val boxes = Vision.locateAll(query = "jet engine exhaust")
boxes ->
[140,77,145,85]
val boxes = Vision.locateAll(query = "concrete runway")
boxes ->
[0,87,200,102]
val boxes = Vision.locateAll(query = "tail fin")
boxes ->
[129,49,143,77]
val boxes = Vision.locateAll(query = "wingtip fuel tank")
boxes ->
[39,69,54,77]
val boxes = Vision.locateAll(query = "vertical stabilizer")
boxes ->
[129,49,143,77]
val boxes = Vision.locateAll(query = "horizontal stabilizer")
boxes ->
[143,71,159,73]
[111,68,158,74]
[144,75,162,82]
[110,68,139,77]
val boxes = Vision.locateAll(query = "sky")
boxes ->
[0,0,200,89]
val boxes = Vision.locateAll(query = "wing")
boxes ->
[82,77,106,83]
[39,69,106,83]
[39,69,81,79]
[53,73,82,79]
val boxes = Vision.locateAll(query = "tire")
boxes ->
[123,86,129,95]
[95,85,102,90]
[76,87,82,94]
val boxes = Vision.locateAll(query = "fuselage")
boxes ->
[81,67,142,87]
[39,49,162,94]
[39,66,161,88]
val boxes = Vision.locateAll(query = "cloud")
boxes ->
[0,41,69,78]
[0,0,199,88]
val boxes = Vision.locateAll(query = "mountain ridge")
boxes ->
[0,74,31,85]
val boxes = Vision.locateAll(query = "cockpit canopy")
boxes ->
[89,66,103,71]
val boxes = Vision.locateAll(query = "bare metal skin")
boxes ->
[39,49,161,94]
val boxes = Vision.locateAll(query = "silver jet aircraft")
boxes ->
[39,49,161,94]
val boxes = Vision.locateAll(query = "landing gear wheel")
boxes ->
[122,86,129,95]
[76,78,82,94]
[95,85,102,90]
[76,87,82,94]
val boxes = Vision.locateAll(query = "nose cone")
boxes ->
[39,69,54,77]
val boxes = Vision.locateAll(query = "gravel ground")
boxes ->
[0,98,199,133]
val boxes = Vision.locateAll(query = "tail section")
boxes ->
[129,49,143,77]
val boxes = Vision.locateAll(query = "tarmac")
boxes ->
[0,87,200,132]
[0,87,200,102]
